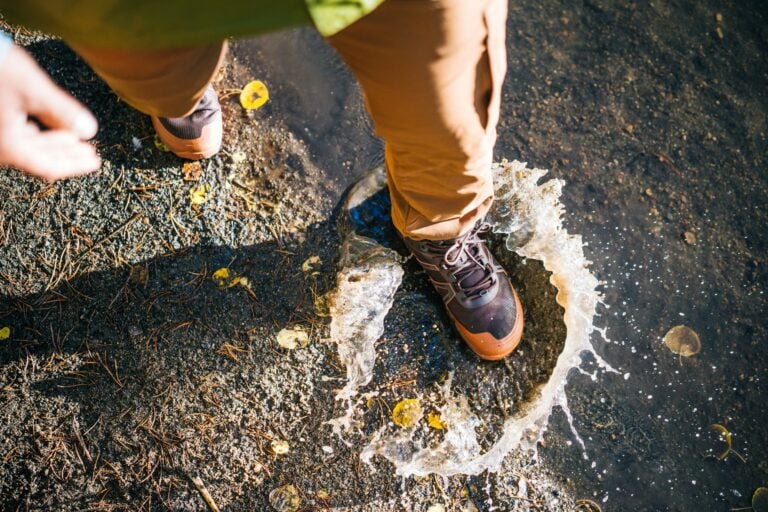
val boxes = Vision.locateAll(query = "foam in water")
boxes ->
[330,160,614,475]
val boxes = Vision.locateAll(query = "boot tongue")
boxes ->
[453,244,491,292]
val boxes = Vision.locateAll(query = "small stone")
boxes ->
[644,188,653,197]
[683,231,696,245]
[427,505,446,512]
[715,26,724,40]
[624,124,635,134]
[715,12,723,23]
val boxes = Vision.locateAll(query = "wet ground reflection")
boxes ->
[230,0,768,508]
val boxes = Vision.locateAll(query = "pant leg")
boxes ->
[328,0,507,241]
[69,42,227,118]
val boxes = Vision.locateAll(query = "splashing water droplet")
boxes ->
[329,161,614,476]
[326,169,404,438]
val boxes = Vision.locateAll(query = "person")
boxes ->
[0,0,523,360]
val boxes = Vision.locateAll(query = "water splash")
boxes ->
[326,170,404,436]
[330,161,614,475]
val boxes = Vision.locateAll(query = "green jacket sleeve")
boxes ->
[0,0,383,49]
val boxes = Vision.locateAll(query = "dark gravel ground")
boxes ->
[0,18,572,512]
[1,0,767,510]
[496,1,767,511]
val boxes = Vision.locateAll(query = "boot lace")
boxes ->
[423,223,497,299]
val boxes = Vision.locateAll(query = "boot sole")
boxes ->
[151,114,223,161]
[450,282,524,361]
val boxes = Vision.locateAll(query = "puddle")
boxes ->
[329,160,615,476]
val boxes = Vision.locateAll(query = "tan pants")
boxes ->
[73,0,507,240]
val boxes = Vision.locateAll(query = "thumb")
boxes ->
[14,47,99,139]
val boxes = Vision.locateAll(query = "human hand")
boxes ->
[0,43,101,181]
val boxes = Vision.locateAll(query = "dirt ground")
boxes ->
[0,18,571,512]
[1,0,767,510]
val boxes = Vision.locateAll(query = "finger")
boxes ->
[6,130,101,180]
[12,48,99,140]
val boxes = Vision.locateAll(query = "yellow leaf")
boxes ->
[427,411,446,430]
[270,439,290,455]
[182,161,202,181]
[212,267,248,289]
[153,135,170,152]
[754,487,768,512]
[710,423,732,460]
[269,484,300,512]
[314,294,330,318]
[189,184,210,205]
[391,398,423,428]
[0,326,10,341]
[663,325,701,357]
[240,80,269,110]
[302,255,322,273]
[575,499,602,512]
[276,327,309,350]
[212,267,230,283]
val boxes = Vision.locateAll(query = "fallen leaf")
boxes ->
[314,294,330,318]
[302,255,322,273]
[276,327,309,350]
[575,499,602,512]
[710,423,732,460]
[427,411,446,430]
[153,135,170,152]
[212,267,243,288]
[269,484,300,512]
[663,325,701,357]
[0,326,10,341]
[189,184,211,206]
[754,487,768,512]
[391,398,423,428]
[183,161,203,181]
[240,80,269,110]
[270,439,290,455]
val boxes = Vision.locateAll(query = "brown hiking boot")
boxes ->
[151,85,222,160]
[402,222,524,360]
